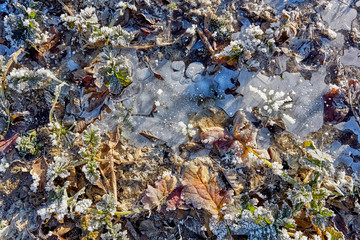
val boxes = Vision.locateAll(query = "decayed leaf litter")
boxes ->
[1,0,360,239]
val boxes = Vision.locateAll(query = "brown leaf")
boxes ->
[99,156,117,200]
[323,88,349,123]
[233,110,258,147]
[200,126,233,146]
[219,168,244,195]
[182,163,233,216]
[0,133,18,154]
[141,175,177,211]
[140,131,166,144]
[166,185,185,211]
[30,157,48,192]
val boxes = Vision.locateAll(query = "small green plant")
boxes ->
[94,47,132,94]
[15,130,41,156]
[4,1,49,47]
[48,120,77,147]
[79,124,101,184]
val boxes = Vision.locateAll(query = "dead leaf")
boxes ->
[140,131,166,145]
[0,133,18,154]
[233,110,258,147]
[323,88,349,123]
[219,167,245,195]
[30,157,48,192]
[166,185,185,211]
[141,175,177,211]
[99,157,117,200]
[182,163,233,216]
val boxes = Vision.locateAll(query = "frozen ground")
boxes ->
[2,0,360,239]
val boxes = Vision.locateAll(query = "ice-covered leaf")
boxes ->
[141,175,177,211]
[182,163,233,216]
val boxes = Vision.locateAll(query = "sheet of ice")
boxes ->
[122,60,201,146]
[320,0,357,31]
[223,69,328,138]
[334,117,360,142]
[340,47,360,68]
[0,2,7,13]
[330,140,360,173]
[264,0,304,12]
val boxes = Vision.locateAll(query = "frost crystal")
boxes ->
[30,173,40,192]
[0,157,9,173]
[249,85,295,125]
[75,199,93,213]
[46,155,71,190]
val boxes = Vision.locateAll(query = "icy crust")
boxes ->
[222,69,328,138]
[332,117,360,172]
[320,0,357,31]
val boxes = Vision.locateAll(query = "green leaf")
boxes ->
[325,227,345,240]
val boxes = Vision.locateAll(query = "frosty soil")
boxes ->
[1,0,360,240]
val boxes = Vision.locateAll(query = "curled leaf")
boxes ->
[182,163,233,216]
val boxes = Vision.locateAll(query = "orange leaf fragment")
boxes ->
[182,163,233,216]
[141,175,177,211]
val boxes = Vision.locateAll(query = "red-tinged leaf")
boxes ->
[0,133,18,154]
[323,88,348,123]
[141,175,177,211]
[181,163,233,216]
[200,126,233,146]
[30,157,48,192]
[166,185,185,211]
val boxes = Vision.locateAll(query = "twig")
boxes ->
[49,82,66,122]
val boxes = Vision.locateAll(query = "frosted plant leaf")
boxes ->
[6,67,57,93]
[82,161,100,184]
[74,199,93,213]
[287,183,312,207]
[94,49,132,94]
[0,156,9,173]
[61,7,99,34]
[249,85,295,126]
[96,193,118,215]
[15,130,38,156]
[82,124,101,148]
[89,25,134,46]
[46,155,71,190]
[88,193,118,232]
[38,183,69,220]
[3,2,50,47]
[30,173,40,192]
[101,223,129,240]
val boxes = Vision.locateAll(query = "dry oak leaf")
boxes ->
[141,175,177,211]
[182,163,233,216]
